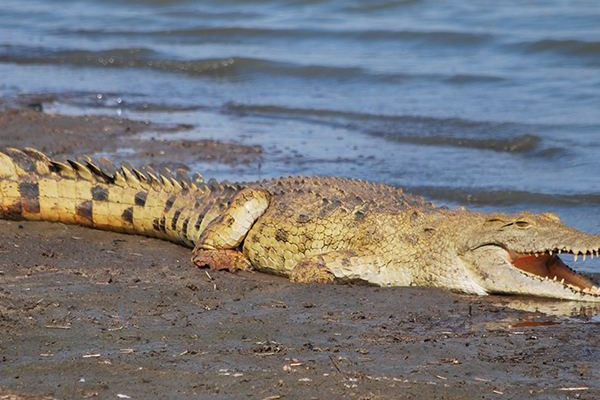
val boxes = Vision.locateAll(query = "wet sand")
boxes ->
[1,100,599,399]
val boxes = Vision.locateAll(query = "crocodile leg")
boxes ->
[290,250,390,285]
[191,188,269,271]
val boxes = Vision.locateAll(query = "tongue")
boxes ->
[512,254,594,290]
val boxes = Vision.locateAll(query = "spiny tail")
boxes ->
[0,147,240,248]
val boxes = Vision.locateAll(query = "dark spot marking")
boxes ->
[275,229,288,242]
[411,211,421,222]
[19,182,40,213]
[164,195,176,212]
[92,186,109,201]
[171,209,182,230]
[121,207,134,224]
[181,217,190,239]
[354,210,365,220]
[297,214,310,223]
[153,218,161,231]
[134,191,147,207]
[194,214,203,230]
[76,200,93,220]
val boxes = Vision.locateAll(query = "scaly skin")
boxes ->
[1,147,600,301]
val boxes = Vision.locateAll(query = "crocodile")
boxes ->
[1,147,599,301]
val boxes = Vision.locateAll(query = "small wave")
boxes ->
[370,133,540,153]
[0,45,268,77]
[408,186,600,207]
[224,102,529,132]
[24,91,209,113]
[0,44,504,86]
[223,102,505,127]
[515,39,600,61]
[57,26,492,46]
[445,74,506,84]
[224,103,545,154]
[342,0,421,13]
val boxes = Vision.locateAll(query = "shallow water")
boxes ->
[1,0,599,271]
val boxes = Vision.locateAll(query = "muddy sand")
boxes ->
[1,100,599,400]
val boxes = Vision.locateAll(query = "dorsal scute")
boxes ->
[84,160,115,184]
[192,173,204,185]
[49,160,77,179]
[4,147,38,176]
[175,169,191,189]
[67,160,94,182]
[97,157,118,177]
[1,147,208,195]
[141,166,161,188]
[159,174,174,191]
[170,177,183,191]
[120,165,145,189]
[0,151,17,178]
[132,168,147,183]
[23,147,52,172]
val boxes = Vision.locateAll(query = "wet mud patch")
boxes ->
[122,138,262,170]
[0,99,262,168]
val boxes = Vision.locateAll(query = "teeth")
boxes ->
[553,276,557,281]
[560,278,565,284]
[583,253,587,261]
[574,254,578,262]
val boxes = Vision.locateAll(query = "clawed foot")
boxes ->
[191,249,252,272]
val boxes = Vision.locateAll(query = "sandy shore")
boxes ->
[1,97,599,400]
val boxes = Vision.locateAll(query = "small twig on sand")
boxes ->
[329,355,344,375]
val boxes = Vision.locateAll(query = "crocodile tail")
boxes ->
[0,147,237,248]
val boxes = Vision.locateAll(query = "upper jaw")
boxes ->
[509,246,600,262]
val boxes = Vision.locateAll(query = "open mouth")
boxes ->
[510,249,599,294]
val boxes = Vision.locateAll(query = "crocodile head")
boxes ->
[459,212,600,301]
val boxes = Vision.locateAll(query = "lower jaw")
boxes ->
[511,253,596,292]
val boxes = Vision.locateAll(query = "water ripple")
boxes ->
[0,45,506,85]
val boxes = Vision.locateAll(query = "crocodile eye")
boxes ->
[500,220,531,229]
[514,220,530,228]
